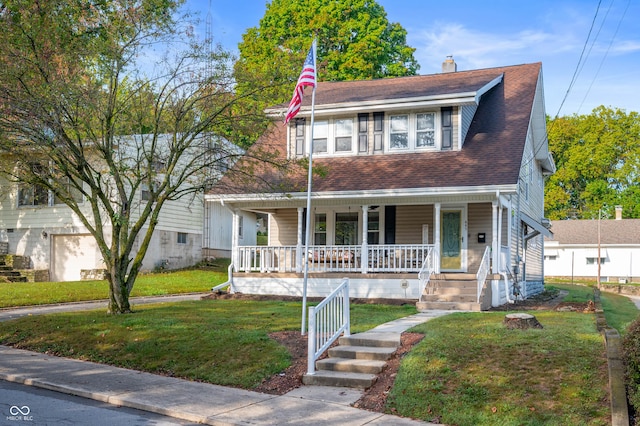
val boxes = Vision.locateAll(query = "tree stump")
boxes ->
[503,313,543,329]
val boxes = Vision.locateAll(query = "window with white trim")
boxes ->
[18,183,48,207]
[310,118,355,155]
[388,111,439,151]
[335,119,353,152]
[313,121,328,153]
[416,113,435,147]
[54,177,83,205]
[389,115,409,149]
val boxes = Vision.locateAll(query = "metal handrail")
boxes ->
[307,278,350,375]
[418,247,435,297]
[476,246,491,303]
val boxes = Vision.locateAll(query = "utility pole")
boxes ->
[597,209,601,289]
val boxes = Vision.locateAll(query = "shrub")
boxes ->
[623,316,640,422]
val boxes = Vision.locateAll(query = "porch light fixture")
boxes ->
[41,230,48,239]
[477,233,486,243]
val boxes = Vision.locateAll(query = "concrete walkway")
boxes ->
[0,301,453,425]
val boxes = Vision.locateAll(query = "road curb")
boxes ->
[594,289,630,426]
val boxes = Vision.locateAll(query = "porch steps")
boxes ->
[416,273,482,311]
[0,263,28,283]
[302,332,400,389]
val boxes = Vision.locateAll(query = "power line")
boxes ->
[578,0,630,113]
[553,0,602,119]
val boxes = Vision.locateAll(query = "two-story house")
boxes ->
[0,133,235,281]
[207,59,555,310]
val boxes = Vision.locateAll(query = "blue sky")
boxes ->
[184,0,639,117]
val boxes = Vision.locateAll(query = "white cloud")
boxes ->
[412,22,579,73]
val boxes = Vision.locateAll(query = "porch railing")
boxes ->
[236,244,435,274]
[476,246,491,303]
[307,278,350,375]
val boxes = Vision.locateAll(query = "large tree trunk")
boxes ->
[106,267,132,314]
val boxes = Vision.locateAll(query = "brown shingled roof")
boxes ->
[546,219,640,245]
[212,62,542,196]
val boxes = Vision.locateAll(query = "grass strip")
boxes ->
[0,268,228,308]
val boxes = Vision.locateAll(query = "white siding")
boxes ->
[544,245,640,281]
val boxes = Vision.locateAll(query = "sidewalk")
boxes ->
[0,306,451,425]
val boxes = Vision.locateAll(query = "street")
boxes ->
[0,381,197,426]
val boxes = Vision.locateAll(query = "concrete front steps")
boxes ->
[0,264,27,283]
[416,273,481,311]
[302,332,400,389]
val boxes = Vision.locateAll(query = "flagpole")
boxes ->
[301,39,317,335]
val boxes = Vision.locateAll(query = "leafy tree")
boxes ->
[228,0,419,145]
[0,0,279,313]
[545,106,640,220]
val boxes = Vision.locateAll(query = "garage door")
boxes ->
[52,234,100,282]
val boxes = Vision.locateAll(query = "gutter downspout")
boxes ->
[212,263,234,293]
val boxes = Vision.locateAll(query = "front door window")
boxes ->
[441,210,462,270]
[335,212,358,245]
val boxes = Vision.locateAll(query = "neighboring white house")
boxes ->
[207,60,555,310]
[0,133,238,281]
[544,207,640,283]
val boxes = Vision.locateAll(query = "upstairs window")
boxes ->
[18,184,48,207]
[389,115,409,149]
[313,121,328,153]
[335,119,353,152]
[416,113,435,147]
[54,177,83,205]
[388,111,441,151]
[310,118,354,155]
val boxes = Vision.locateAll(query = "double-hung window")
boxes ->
[416,113,435,147]
[389,115,409,149]
[335,119,353,152]
[389,111,439,151]
[18,184,48,207]
[311,118,354,155]
[54,177,83,205]
[312,121,328,154]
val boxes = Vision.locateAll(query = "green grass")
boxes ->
[546,282,596,303]
[599,291,639,335]
[546,283,639,334]
[0,299,416,389]
[0,265,229,308]
[388,311,609,425]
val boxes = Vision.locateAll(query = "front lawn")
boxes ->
[0,299,416,389]
[388,310,609,425]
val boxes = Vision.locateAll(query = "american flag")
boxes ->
[284,41,316,124]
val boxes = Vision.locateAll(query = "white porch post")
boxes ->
[497,203,504,273]
[231,209,239,272]
[434,203,441,274]
[492,200,499,274]
[361,205,368,274]
[296,207,304,273]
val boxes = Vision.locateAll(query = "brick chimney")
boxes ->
[442,55,457,73]
[615,205,623,220]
